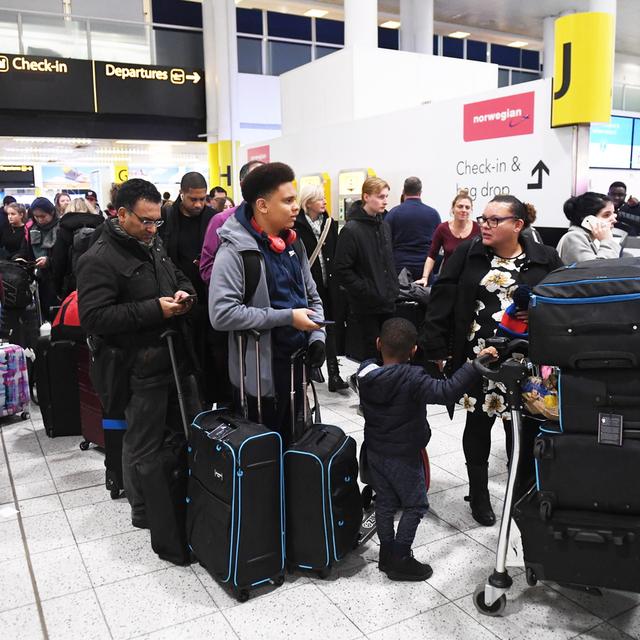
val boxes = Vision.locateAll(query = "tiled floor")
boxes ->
[1,357,640,639]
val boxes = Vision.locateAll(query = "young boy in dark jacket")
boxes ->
[357,317,497,581]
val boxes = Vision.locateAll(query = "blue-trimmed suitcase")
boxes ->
[186,332,285,602]
[530,258,640,368]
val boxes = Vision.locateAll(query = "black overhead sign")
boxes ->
[93,61,205,119]
[0,54,94,113]
[0,164,35,188]
[0,53,205,120]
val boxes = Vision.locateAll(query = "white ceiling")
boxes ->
[239,0,640,55]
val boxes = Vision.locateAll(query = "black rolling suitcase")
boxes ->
[530,258,640,368]
[136,330,192,566]
[34,336,82,437]
[187,331,284,602]
[284,354,362,576]
[514,491,640,593]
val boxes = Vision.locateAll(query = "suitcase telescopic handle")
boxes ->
[289,347,308,442]
[237,330,263,422]
[161,329,190,440]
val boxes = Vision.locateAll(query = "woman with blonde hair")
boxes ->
[295,184,348,391]
[416,189,480,286]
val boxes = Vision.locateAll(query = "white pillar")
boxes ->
[542,16,555,78]
[400,0,433,55]
[202,0,239,195]
[344,0,378,49]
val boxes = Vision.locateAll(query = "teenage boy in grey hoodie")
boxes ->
[358,318,496,581]
[209,162,325,443]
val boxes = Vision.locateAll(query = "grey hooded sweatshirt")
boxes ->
[209,213,325,397]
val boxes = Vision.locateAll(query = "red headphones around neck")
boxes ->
[251,218,297,254]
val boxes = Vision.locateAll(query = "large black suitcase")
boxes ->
[514,491,640,593]
[558,368,640,434]
[186,332,284,601]
[529,258,640,368]
[534,432,640,517]
[284,359,362,575]
[34,336,81,437]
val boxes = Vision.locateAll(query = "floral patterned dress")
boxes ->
[458,252,527,420]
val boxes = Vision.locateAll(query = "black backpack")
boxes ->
[0,260,33,309]
[70,226,98,273]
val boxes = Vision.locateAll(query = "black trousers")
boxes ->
[354,312,393,361]
[367,449,429,548]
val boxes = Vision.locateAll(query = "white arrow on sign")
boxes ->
[186,71,201,84]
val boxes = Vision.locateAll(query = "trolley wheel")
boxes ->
[110,489,121,500]
[317,568,331,579]
[79,440,90,451]
[362,485,374,510]
[526,567,538,587]
[20,411,30,420]
[473,584,507,617]
[237,589,250,603]
[273,574,285,587]
[539,501,552,521]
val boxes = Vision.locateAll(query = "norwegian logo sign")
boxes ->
[463,92,535,142]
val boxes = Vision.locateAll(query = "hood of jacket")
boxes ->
[347,200,385,224]
[59,211,103,232]
[103,216,156,260]
[218,202,266,253]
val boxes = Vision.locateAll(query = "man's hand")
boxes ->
[173,290,195,312]
[35,256,48,268]
[432,359,447,372]
[159,296,188,319]
[477,346,499,361]
[414,277,428,287]
[292,308,320,331]
[307,340,326,368]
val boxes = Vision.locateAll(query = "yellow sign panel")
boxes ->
[552,12,614,127]
[114,164,129,184]
[208,140,237,199]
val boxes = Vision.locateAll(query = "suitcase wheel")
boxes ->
[539,500,552,521]
[237,589,250,603]
[79,440,90,451]
[110,489,122,500]
[272,574,285,587]
[362,485,374,510]
[317,567,331,579]
[20,411,29,420]
[473,583,506,617]
[526,567,538,587]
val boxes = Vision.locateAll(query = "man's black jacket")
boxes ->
[421,234,563,373]
[333,201,399,315]
[77,218,194,350]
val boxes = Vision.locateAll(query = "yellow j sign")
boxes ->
[552,12,614,127]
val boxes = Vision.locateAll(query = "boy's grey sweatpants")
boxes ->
[367,449,429,547]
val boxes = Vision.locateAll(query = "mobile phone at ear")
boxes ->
[581,215,599,232]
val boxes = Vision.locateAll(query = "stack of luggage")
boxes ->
[515,257,640,592]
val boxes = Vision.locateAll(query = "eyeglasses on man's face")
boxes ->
[128,209,164,228]
[476,215,517,229]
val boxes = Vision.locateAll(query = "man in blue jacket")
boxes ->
[386,177,441,280]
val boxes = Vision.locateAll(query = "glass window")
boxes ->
[268,41,311,76]
[238,37,262,75]
[433,34,439,54]
[150,0,202,29]
[316,18,344,45]
[155,28,204,68]
[0,10,19,55]
[442,36,463,59]
[21,14,89,59]
[511,70,539,85]
[498,68,510,88]
[521,49,540,71]
[378,27,399,50]
[267,12,311,40]
[236,8,263,35]
[613,84,624,110]
[90,21,152,64]
[491,44,520,68]
[466,40,487,62]
[624,86,640,112]
[316,45,340,60]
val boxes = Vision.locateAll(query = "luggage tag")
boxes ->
[598,413,623,446]
[208,422,235,442]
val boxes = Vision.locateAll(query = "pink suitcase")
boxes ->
[0,343,30,420]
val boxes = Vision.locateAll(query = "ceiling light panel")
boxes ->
[448,31,470,39]
[380,20,401,29]
[304,9,328,18]
[507,41,528,48]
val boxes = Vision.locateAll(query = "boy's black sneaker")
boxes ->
[385,552,433,582]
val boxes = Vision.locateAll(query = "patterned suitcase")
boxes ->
[0,342,30,420]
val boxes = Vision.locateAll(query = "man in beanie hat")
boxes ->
[18,197,60,319]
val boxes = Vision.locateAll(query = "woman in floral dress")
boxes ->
[422,195,563,526]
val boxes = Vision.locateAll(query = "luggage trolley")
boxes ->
[472,337,531,616]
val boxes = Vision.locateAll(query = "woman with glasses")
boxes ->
[415,189,480,286]
[421,195,563,527]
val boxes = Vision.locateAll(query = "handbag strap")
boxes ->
[308,216,332,267]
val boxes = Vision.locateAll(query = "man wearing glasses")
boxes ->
[77,178,195,532]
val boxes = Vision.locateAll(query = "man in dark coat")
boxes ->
[77,178,195,529]
[334,177,399,360]
[159,171,217,400]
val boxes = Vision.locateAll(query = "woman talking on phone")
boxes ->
[556,192,620,264]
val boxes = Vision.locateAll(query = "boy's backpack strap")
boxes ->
[240,250,261,305]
